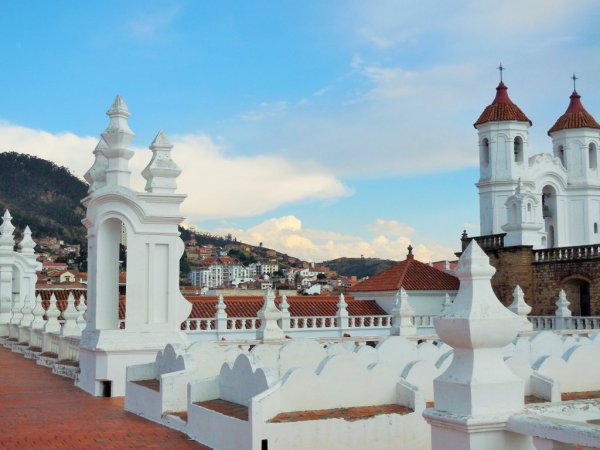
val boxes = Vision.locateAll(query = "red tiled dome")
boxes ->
[548,91,600,135]
[474,82,532,128]
[348,255,459,292]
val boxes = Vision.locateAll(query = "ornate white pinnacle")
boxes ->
[83,139,109,193]
[257,288,284,341]
[100,95,135,187]
[18,226,36,255]
[430,240,523,417]
[76,295,87,329]
[337,292,348,311]
[280,294,290,313]
[555,289,572,317]
[0,210,15,247]
[508,285,533,332]
[141,131,182,193]
[215,294,227,319]
[391,287,416,336]
[441,292,452,315]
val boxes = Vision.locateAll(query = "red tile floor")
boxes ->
[0,347,209,449]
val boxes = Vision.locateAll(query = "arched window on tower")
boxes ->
[482,138,490,167]
[594,222,598,234]
[514,136,523,164]
[557,145,566,168]
[589,143,597,170]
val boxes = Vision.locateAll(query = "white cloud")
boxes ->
[0,123,349,222]
[213,215,455,263]
[241,101,288,121]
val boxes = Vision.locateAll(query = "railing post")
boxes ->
[9,293,23,339]
[279,295,291,334]
[61,293,81,337]
[18,295,35,344]
[29,294,45,348]
[508,285,533,332]
[336,293,349,336]
[554,290,572,330]
[215,294,227,338]
[391,288,416,336]
[0,210,15,337]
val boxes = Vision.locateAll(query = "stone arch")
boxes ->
[560,275,591,316]
[514,136,523,163]
[589,142,597,170]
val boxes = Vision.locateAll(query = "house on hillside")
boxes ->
[348,246,459,315]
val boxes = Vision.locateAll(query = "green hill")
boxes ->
[321,257,396,278]
[0,152,88,244]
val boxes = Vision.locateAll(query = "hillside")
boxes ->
[0,152,88,244]
[322,257,397,278]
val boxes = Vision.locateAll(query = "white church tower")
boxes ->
[475,72,600,249]
[474,77,533,236]
[78,96,192,397]
[547,83,600,246]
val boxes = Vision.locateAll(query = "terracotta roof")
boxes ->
[183,295,386,318]
[474,82,532,127]
[348,255,459,292]
[548,91,600,135]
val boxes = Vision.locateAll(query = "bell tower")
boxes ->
[474,70,532,236]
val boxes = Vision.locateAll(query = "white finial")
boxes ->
[61,293,81,337]
[555,290,572,317]
[280,294,289,312]
[0,210,15,247]
[141,131,182,193]
[337,292,347,311]
[76,295,87,330]
[508,285,533,332]
[215,294,227,319]
[43,294,61,333]
[100,95,135,187]
[257,288,284,341]
[428,239,524,418]
[83,139,109,193]
[441,292,453,315]
[391,287,416,336]
[18,226,36,255]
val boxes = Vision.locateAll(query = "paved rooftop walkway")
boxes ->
[0,347,208,449]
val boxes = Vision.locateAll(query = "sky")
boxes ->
[1,1,599,263]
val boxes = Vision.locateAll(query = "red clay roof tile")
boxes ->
[474,82,532,127]
[548,91,600,135]
[348,256,459,292]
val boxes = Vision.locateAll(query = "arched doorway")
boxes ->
[542,185,557,248]
[561,277,591,316]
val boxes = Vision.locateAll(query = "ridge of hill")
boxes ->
[321,257,397,279]
[0,152,89,244]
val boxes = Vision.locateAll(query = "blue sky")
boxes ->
[1,1,599,262]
